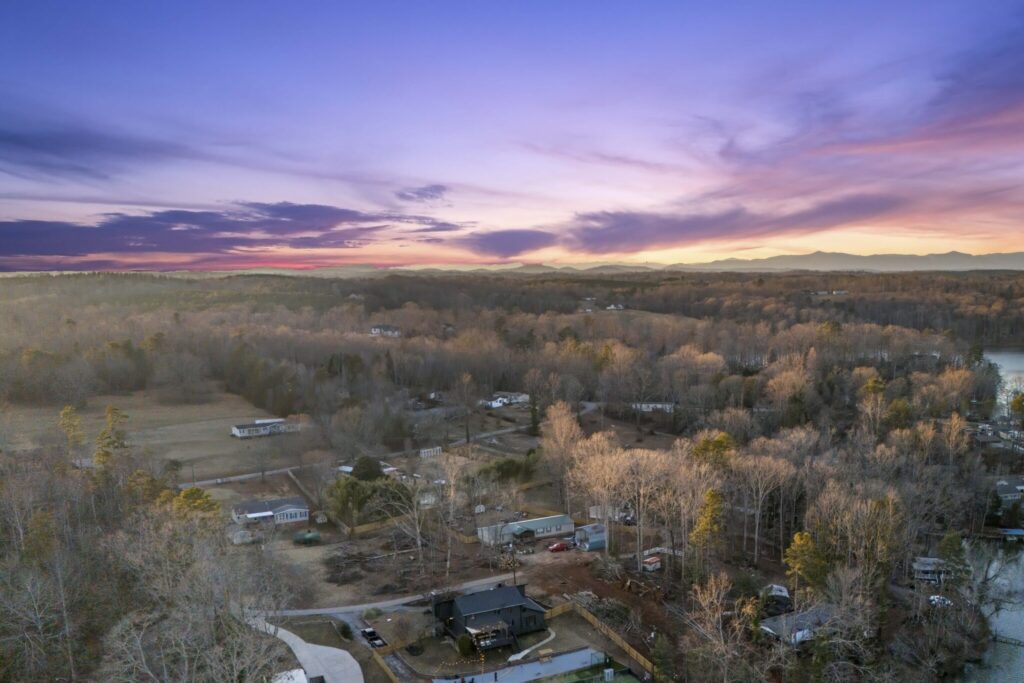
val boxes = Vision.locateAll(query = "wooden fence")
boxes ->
[370,650,401,683]
[545,601,668,682]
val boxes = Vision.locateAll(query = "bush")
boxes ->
[457,633,475,656]
[363,607,383,620]
[338,621,353,640]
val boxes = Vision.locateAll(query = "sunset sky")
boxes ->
[2,1,1023,270]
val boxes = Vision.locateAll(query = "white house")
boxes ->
[480,396,509,409]
[477,514,574,546]
[480,392,530,409]
[495,392,530,405]
[370,324,402,338]
[231,418,300,439]
[630,402,675,414]
[231,497,309,525]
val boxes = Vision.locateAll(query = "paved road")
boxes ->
[268,573,515,617]
[248,614,363,683]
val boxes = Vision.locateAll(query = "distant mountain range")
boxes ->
[400,251,1024,275]
[662,251,1024,272]
[30,251,1021,278]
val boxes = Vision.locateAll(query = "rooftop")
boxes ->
[760,605,835,642]
[233,496,308,517]
[455,585,545,616]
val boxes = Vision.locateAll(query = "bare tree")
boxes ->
[620,449,670,572]
[569,431,622,556]
[540,401,583,514]
[453,372,476,444]
[735,455,795,566]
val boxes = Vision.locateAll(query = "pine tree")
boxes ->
[691,489,724,574]
[94,406,128,468]
[651,633,677,680]
[784,531,828,591]
[58,405,84,458]
[172,487,219,516]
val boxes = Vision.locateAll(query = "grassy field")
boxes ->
[0,389,304,480]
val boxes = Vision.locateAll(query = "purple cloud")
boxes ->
[457,229,559,257]
[0,202,448,262]
[395,184,449,202]
[0,114,215,181]
[563,194,907,254]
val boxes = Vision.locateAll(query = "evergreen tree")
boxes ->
[784,531,828,592]
[94,406,128,467]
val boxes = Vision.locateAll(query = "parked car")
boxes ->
[929,595,953,608]
[548,541,571,552]
[360,628,387,648]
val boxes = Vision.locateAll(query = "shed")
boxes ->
[574,523,607,551]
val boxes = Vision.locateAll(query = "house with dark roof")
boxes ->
[231,497,309,525]
[432,585,547,650]
[995,476,1024,507]
[760,605,835,645]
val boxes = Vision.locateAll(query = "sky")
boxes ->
[1,1,1024,270]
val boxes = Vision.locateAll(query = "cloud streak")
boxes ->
[395,184,449,203]
[0,201,458,268]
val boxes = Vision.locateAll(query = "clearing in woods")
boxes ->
[0,389,299,480]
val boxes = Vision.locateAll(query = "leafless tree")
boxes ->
[541,401,583,514]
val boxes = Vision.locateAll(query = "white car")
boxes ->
[928,595,953,608]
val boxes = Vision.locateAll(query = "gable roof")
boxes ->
[760,605,835,641]
[454,585,544,616]
[233,496,308,517]
[995,476,1024,496]
[507,514,574,534]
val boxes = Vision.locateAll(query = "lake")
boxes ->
[986,349,1024,410]
[961,552,1024,682]
[963,350,1024,681]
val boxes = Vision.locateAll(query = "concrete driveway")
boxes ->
[249,615,363,683]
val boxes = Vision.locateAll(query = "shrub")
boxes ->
[457,633,474,656]
[338,621,353,640]
[363,607,383,620]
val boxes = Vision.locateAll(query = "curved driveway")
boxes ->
[250,615,364,683]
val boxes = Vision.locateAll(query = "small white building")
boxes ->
[480,396,508,409]
[370,324,402,338]
[480,392,530,409]
[495,392,530,405]
[630,402,675,414]
[231,418,300,439]
[419,446,443,458]
[231,497,310,525]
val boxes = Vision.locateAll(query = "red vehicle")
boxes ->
[547,541,570,552]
